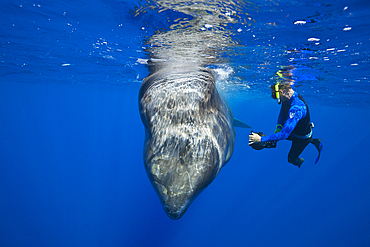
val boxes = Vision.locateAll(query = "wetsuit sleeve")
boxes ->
[261,106,305,142]
[277,106,285,127]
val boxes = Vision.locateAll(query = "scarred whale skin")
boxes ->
[138,63,235,220]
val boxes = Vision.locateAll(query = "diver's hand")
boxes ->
[249,132,262,145]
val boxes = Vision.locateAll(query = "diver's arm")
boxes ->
[274,105,285,133]
[277,105,285,126]
[261,107,303,142]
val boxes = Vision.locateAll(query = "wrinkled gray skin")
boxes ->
[139,64,235,220]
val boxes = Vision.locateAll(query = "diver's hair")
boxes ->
[271,83,292,92]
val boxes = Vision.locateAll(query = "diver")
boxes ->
[248,82,323,168]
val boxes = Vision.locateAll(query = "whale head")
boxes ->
[146,136,221,220]
[139,66,235,219]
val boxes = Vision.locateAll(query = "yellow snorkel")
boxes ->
[274,83,281,104]
[276,70,284,79]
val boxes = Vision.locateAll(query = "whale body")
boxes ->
[139,63,242,219]
[136,0,251,220]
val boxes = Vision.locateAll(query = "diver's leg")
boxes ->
[288,138,310,168]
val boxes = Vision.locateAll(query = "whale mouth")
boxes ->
[145,136,220,219]
[163,201,190,220]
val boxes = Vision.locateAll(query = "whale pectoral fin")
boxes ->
[233,118,251,128]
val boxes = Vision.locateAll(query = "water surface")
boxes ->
[1,0,370,246]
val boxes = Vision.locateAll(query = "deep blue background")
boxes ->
[1,0,370,246]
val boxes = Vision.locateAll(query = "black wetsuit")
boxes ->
[261,92,321,167]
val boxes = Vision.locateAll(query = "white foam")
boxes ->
[213,66,233,81]
[294,20,306,25]
[136,58,148,65]
[343,27,352,31]
[308,37,320,42]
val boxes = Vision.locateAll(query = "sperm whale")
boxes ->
[136,0,250,219]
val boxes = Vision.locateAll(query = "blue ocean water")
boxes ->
[1,0,370,246]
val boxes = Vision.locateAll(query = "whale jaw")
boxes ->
[145,137,220,220]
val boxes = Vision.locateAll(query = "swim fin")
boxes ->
[295,157,304,168]
[312,139,323,164]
